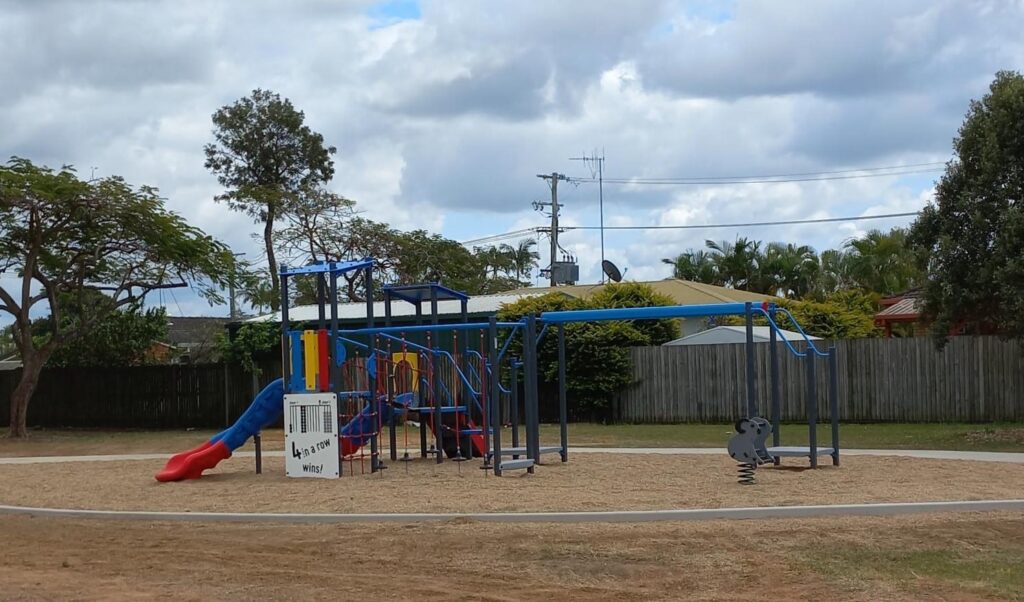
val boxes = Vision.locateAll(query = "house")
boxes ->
[874,289,999,338]
[247,292,547,328]
[156,316,232,363]
[663,326,820,346]
[249,280,773,338]
[519,279,775,337]
[874,290,926,337]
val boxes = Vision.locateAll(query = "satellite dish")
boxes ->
[602,260,623,283]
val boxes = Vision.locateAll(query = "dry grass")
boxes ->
[1,512,1022,601]
[2,452,1024,514]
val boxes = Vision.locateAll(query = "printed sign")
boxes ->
[284,393,339,479]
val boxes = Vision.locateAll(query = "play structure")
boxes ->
[157,258,839,482]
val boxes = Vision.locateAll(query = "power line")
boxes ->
[575,161,946,182]
[570,165,944,186]
[460,227,539,246]
[563,211,922,231]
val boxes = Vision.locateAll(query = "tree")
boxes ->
[662,249,719,284]
[845,228,921,296]
[217,321,279,374]
[507,238,540,283]
[755,243,820,298]
[37,296,169,368]
[204,89,336,311]
[0,158,234,437]
[496,285,677,420]
[909,71,1024,344]
[706,237,761,290]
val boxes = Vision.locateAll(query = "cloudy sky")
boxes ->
[3,0,1023,317]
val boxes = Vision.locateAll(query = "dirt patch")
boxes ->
[963,427,1024,447]
[0,513,1021,601]
[2,452,1024,514]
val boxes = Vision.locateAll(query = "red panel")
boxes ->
[318,329,330,391]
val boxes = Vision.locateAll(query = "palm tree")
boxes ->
[661,250,719,284]
[756,242,819,297]
[705,237,761,290]
[845,228,922,295]
[506,238,540,282]
[473,245,516,280]
[813,248,854,298]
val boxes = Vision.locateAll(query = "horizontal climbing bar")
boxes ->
[540,302,766,323]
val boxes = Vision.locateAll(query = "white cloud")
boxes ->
[1,0,1017,318]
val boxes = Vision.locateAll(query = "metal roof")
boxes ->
[248,292,546,324]
[510,279,775,305]
[874,297,921,321]
[663,326,820,346]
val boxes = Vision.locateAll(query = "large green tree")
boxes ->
[37,299,169,368]
[909,71,1024,343]
[0,158,235,437]
[204,89,336,311]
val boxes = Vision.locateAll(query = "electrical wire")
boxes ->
[570,167,943,186]
[460,211,923,244]
[570,161,946,183]
[563,211,923,231]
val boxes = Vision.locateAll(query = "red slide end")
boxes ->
[155,440,232,482]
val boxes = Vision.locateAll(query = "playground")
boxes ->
[2,258,1023,599]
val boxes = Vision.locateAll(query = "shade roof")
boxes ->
[248,292,545,324]
[383,283,469,303]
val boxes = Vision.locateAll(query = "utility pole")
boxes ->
[535,172,568,286]
[569,150,605,281]
[228,252,246,320]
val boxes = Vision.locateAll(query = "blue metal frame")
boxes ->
[539,302,756,323]
[384,282,469,303]
[280,258,373,277]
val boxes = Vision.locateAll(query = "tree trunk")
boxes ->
[264,213,280,312]
[7,353,45,438]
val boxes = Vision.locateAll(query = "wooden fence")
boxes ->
[615,335,1024,423]
[3,336,1023,428]
[0,360,282,430]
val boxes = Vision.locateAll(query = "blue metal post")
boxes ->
[557,323,568,462]
[807,351,819,469]
[829,346,840,466]
[488,316,501,476]
[744,302,757,418]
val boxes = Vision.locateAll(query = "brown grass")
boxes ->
[1,513,1022,601]
[2,452,1024,514]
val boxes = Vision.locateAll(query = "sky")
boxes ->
[2,0,1023,319]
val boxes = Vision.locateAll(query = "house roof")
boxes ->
[248,292,549,324]
[664,326,820,346]
[506,279,774,305]
[874,297,922,323]
[165,317,232,346]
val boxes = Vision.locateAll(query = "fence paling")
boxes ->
[1,336,1022,429]
[617,336,1024,423]
[0,361,287,430]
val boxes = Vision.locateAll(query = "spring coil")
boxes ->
[737,462,757,485]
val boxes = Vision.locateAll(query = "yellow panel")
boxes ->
[303,330,318,391]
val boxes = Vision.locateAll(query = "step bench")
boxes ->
[498,459,535,472]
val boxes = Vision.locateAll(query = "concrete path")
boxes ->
[2,448,1023,464]
[2,499,1023,524]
